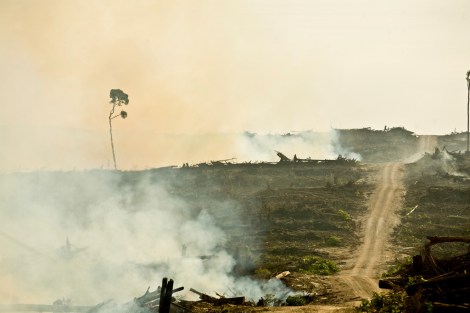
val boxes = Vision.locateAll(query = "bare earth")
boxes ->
[335,163,405,301]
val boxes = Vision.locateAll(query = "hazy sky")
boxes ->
[1,0,470,170]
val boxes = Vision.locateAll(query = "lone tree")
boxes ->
[467,70,470,153]
[108,89,129,169]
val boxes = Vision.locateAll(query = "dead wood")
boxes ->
[189,288,245,305]
[425,236,470,245]
[381,236,470,311]
[134,285,184,306]
[275,271,291,279]
[378,277,406,290]
[406,273,470,294]
[432,302,470,313]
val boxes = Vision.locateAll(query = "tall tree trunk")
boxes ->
[109,103,117,169]
[467,83,469,152]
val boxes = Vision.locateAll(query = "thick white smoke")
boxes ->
[0,171,293,306]
[330,130,362,161]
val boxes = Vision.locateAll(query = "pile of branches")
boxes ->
[380,236,470,312]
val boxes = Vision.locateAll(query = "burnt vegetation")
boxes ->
[2,128,470,312]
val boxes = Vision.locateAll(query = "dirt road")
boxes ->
[326,137,436,307]
[263,163,405,312]
[404,135,438,163]
[337,162,404,300]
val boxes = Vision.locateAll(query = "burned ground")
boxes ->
[146,162,374,278]
[392,153,470,260]
[334,127,419,162]
[2,128,470,312]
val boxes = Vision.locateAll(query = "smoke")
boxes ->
[440,151,455,173]
[439,150,467,177]
[0,170,295,305]
[237,130,338,163]
[0,128,343,304]
[0,129,344,171]
[3,1,469,172]
[330,130,363,161]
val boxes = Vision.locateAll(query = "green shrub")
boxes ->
[285,295,307,306]
[325,235,342,246]
[356,291,406,313]
[338,209,352,222]
[262,293,277,306]
[406,275,425,287]
[381,257,412,278]
[299,256,339,275]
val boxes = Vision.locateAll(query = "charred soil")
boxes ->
[3,128,470,312]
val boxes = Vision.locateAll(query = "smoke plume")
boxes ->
[0,170,293,305]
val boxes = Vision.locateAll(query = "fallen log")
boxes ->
[421,236,470,275]
[189,288,218,302]
[426,236,470,245]
[217,296,245,305]
[381,236,470,311]
[432,302,470,313]
[378,277,406,290]
[406,273,470,294]
[275,271,291,280]
[189,288,245,305]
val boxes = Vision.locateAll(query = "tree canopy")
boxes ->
[109,89,129,106]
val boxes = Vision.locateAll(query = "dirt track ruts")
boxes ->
[266,163,405,312]
[339,162,404,300]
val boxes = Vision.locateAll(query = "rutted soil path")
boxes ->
[336,162,405,301]
[263,163,405,312]
[304,162,405,312]
[319,136,437,311]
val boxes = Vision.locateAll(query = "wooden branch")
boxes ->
[378,277,406,290]
[426,236,470,246]
[421,236,470,275]
[189,288,245,305]
[189,288,218,302]
[275,271,291,280]
[406,273,470,294]
[432,302,470,313]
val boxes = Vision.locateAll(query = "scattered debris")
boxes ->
[406,205,418,216]
[275,271,291,280]
[275,151,291,163]
[181,151,358,168]
[189,288,245,305]
[379,236,470,312]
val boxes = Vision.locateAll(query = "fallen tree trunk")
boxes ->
[189,288,245,305]
[379,236,470,311]
[432,302,470,313]
[406,273,470,294]
[426,236,470,245]
[422,236,470,275]
[378,277,406,290]
[189,288,218,302]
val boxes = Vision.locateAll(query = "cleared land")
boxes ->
[2,128,469,312]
